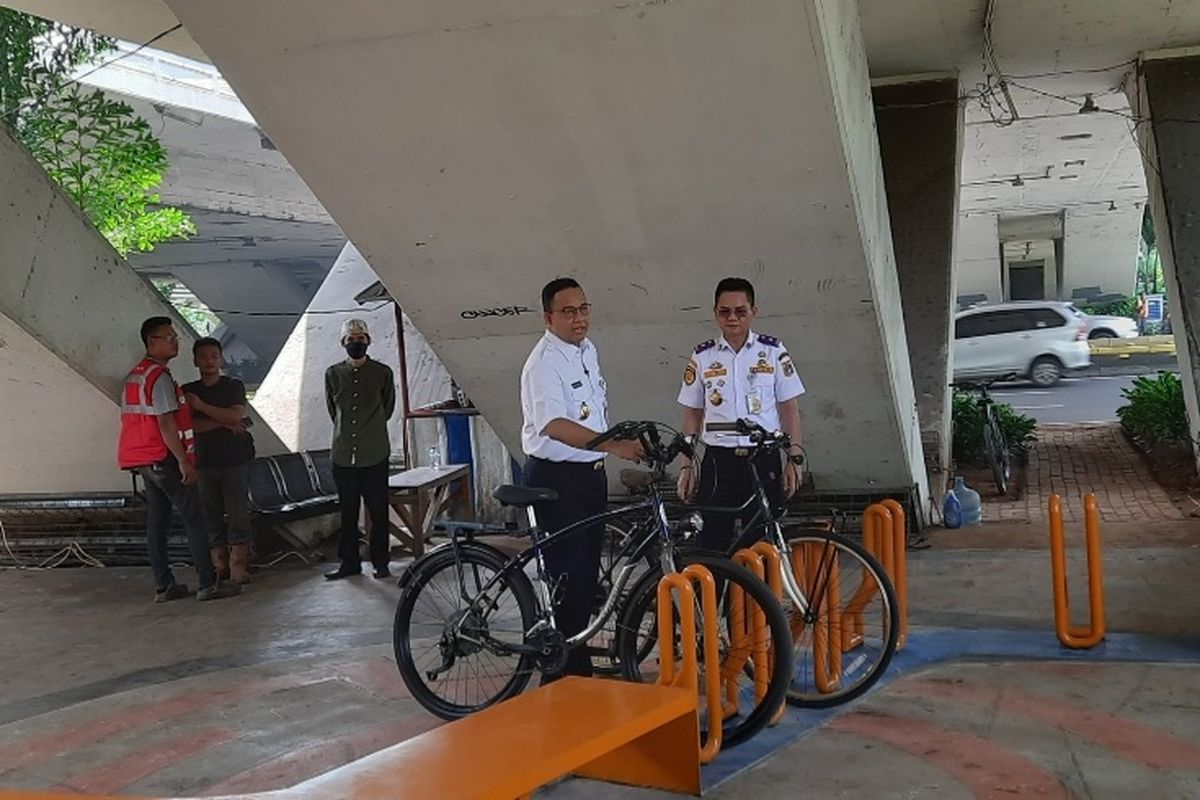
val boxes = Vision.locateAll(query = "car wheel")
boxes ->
[1029,356,1063,387]
[1088,329,1116,340]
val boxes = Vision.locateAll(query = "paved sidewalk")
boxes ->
[989,422,1183,523]
[1,515,1198,798]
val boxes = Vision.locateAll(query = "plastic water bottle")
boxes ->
[428,446,442,469]
[943,488,962,529]
[953,476,982,526]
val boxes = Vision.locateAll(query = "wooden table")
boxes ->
[387,464,472,558]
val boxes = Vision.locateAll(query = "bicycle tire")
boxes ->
[615,552,793,748]
[394,543,539,720]
[780,530,898,708]
[983,414,1010,495]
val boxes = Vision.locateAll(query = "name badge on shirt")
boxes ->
[747,388,762,415]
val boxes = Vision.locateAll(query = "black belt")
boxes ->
[707,446,761,458]
[528,456,606,471]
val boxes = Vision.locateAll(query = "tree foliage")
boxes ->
[1,8,194,255]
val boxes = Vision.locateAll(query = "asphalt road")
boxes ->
[990,375,1146,424]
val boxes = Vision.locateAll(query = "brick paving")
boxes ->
[989,422,1184,523]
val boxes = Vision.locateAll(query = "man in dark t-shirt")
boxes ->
[184,337,255,585]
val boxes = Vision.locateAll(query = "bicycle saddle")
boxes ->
[493,485,559,507]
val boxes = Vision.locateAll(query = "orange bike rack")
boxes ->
[856,502,907,650]
[1049,493,1106,649]
[787,540,842,694]
[731,545,786,725]
[657,565,723,763]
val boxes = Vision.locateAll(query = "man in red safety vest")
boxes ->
[118,316,241,603]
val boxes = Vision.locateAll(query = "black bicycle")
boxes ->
[953,374,1013,495]
[392,421,793,748]
[617,419,900,708]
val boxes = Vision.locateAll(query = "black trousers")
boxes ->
[524,456,607,678]
[696,447,783,554]
[332,459,391,571]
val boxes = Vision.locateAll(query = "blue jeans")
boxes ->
[138,457,217,592]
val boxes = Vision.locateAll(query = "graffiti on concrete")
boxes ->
[460,305,537,320]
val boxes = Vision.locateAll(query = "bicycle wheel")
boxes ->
[615,552,792,749]
[781,531,898,708]
[394,543,539,719]
[983,414,1011,495]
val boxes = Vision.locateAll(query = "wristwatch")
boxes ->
[787,450,805,466]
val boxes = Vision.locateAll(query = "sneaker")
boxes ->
[154,583,191,603]
[197,581,242,601]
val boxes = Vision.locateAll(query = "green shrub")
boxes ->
[1117,372,1192,448]
[1081,297,1136,318]
[952,390,1038,464]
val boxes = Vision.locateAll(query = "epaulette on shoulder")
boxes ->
[757,333,781,347]
[694,339,716,354]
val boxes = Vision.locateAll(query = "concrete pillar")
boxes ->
[1061,205,1143,299]
[1130,54,1200,467]
[873,75,962,486]
[0,124,284,479]
[955,213,1003,304]
[165,0,930,505]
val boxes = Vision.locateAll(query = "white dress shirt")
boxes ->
[521,331,608,462]
[677,330,805,447]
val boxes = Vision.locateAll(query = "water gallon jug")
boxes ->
[953,476,982,526]
[942,488,962,529]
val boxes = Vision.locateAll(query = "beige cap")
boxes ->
[340,318,370,343]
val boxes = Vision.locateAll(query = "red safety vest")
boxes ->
[116,358,196,469]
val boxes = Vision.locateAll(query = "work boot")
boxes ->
[210,546,231,581]
[229,544,252,585]
[197,580,242,601]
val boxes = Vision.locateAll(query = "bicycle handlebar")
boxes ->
[704,418,792,451]
[585,421,695,471]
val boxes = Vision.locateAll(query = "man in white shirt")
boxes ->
[520,277,643,679]
[676,277,806,553]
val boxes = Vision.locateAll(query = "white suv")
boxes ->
[953,301,1091,386]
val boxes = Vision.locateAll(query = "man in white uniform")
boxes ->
[676,277,806,553]
[520,277,643,679]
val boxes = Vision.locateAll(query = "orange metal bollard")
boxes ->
[1048,493,1106,649]
[656,566,724,763]
[878,499,909,650]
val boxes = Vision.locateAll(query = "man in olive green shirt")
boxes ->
[324,318,396,580]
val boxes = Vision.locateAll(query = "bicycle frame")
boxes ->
[449,482,676,651]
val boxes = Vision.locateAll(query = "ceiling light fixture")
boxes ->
[1078,95,1099,114]
[1011,175,1025,187]
[1059,133,1093,141]
[1107,200,1117,211]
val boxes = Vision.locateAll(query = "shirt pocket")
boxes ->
[568,379,596,419]
[569,380,594,404]
[753,371,778,401]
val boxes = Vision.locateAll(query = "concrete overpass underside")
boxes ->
[8,0,1200,497]
[157,0,930,504]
